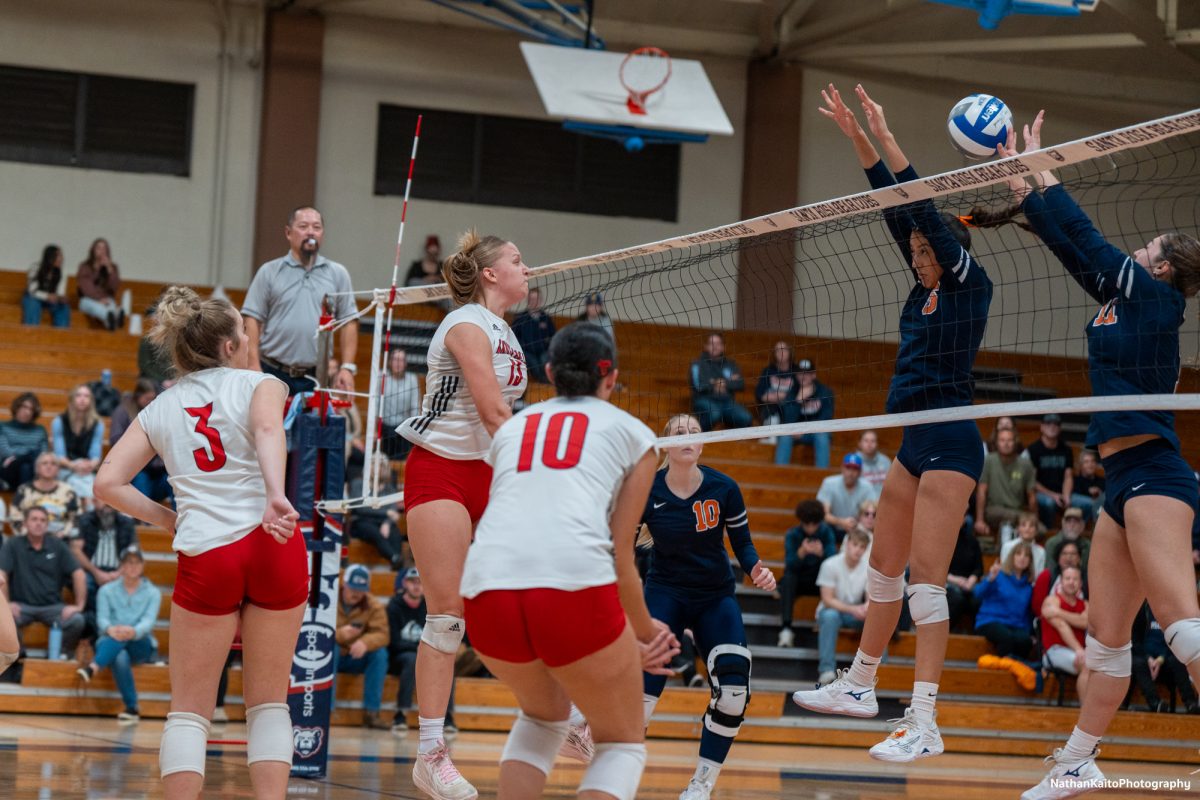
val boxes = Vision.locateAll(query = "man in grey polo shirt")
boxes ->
[0,506,87,656]
[243,206,359,396]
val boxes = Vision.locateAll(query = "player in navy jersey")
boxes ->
[793,84,999,763]
[639,413,776,800]
[988,114,1200,799]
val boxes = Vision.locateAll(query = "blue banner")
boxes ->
[287,410,345,779]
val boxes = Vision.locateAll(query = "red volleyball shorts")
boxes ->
[174,526,309,616]
[403,445,492,523]
[463,583,627,668]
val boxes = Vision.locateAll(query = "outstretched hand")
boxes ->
[855,84,891,141]
[1022,109,1044,153]
[639,619,681,676]
[263,495,300,544]
[818,83,863,139]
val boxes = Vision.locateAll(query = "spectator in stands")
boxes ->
[22,244,70,328]
[817,453,876,540]
[108,380,172,505]
[854,498,878,536]
[975,427,1036,544]
[776,358,834,468]
[379,348,421,460]
[9,452,80,538]
[336,564,390,730]
[1032,539,1084,617]
[387,567,424,734]
[1130,602,1199,713]
[1043,507,1090,572]
[973,540,1036,659]
[855,430,890,496]
[405,235,442,287]
[348,455,407,570]
[576,292,615,344]
[813,527,871,685]
[987,415,1024,454]
[512,287,556,385]
[777,499,836,648]
[136,303,174,388]
[76,545,161,724]
[1023,414,1074,529]
[76,238,124,331]
[71,497,138,623]
[242,205,358,396]
[689,332,752,432]
[1039,564,1090,698]
[0,392,50,490]
[1000,512,1046,576]
[0,506,86,657]
[755,341,800,463]
[1068,449,1104,524]
[52,384,104,504]
[946,522,984,632]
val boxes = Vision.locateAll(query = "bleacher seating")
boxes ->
[1,267,1196,761]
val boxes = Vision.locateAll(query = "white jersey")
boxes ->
[461,396,657,597]
[138,367,285,556]
[399,303,526,460]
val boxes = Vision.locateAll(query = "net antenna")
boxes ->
[620,46,672,116]
[315,115,423,513]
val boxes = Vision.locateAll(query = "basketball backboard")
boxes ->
[520,42,734,139]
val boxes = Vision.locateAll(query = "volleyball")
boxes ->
[947,94,1013,159]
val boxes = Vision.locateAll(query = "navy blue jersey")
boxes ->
[641,465,759,598]
[1022,185,1184,450]
[865,161,994,414]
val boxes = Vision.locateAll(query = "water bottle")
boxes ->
[101,368,112,388]
[47,621,62,661]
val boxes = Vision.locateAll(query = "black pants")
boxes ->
[778,562,821,629]
[390,649,418,717]
[350,517,405,566]
[946,583,979,631]
[0,451,38,489]
[977,621,1033,659]
[1131,648,1198,709]
[379,428,413,461]
[260,360,317,397]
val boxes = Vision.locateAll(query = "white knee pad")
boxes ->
[246,703,294,766]
[1085,635,1131,678]
[906,584,950,626]
[579,742,647,800]
[704,644,751,738]
[0,651,17,675]
[868,567,905,603]
[160,711,211,778]
[500,711,569,776]
[420,614,465,654]
[1165,618,1200,665]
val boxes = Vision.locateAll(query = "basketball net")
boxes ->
[620,46,672,115]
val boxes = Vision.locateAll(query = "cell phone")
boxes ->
[350,622,364,630]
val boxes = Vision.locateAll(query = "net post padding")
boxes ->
[374,107,1200,308]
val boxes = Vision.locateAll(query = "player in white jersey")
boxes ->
[397,231,530,800]
[96,287,304,800]
[460,322,677,800]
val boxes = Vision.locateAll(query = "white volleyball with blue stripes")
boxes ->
[947,94,1013,159]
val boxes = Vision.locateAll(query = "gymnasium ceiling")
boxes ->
[272,0,1200,114]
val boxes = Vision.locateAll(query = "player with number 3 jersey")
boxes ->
[639,413,776,800]
[96,286,304,800]
[398,231,529,800]
[461,322,678,800]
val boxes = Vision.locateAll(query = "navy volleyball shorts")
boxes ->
[896,419,985,482]
[1101,438,1198,528]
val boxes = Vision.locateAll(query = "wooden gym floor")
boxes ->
[0,714,1193,799]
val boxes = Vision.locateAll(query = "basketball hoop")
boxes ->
[619,46,672,115]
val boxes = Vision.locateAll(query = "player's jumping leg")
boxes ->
[407,499,476,800]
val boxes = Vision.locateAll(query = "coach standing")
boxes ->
[242,206,359,396]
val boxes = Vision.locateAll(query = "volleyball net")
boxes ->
[329,107,1200,507]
